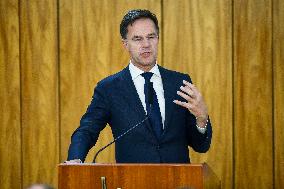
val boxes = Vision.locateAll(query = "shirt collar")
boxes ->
[129,61,161,80]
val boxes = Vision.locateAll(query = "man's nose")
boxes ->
[141,39,151,48]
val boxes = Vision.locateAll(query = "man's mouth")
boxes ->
[140,52,151,58]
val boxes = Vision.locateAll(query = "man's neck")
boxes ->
[131,61,156,72]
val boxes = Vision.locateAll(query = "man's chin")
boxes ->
[141,59,156,66]
[132,58,157,69]
[141,63,156,69]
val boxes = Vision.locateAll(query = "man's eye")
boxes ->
[133,38,142,41]
[147,35,157,40]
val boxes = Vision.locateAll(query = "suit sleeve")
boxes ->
[185,75,212,153]
[67,82,111,162]
[187,115,212,153]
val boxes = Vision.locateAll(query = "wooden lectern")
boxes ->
[58,163,220,189]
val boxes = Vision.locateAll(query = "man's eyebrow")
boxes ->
[132,35,142,39]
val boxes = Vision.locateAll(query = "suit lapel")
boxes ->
[119,67,145,119]
[159,66,178,135]
[118,66,157,140]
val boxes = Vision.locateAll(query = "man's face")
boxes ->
[123,18,159,71]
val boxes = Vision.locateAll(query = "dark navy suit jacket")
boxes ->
[68,65,212,163]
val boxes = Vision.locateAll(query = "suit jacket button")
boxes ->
[156,145,160,150]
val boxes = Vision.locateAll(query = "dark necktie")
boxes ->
[141,72,163,139]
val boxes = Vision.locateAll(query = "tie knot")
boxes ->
[141,72,153,82]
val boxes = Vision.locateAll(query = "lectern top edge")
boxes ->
[58,162,207,167]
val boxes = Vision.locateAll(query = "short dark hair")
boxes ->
[120,9,159,39]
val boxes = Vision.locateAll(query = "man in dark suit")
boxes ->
[67,9,212,163]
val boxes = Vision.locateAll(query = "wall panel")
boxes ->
[273,0,284,188]
[59,0,161,163]
[60,0,114,163]
[163,1,232,189]
[1,0,283,188]
[20,0,59,187]
[0,1,21,189]
[234,0,273,188]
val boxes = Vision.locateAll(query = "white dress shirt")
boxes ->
[129,62,165,128]
[128,62,206,133]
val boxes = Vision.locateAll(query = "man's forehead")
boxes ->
[127,18,157,36]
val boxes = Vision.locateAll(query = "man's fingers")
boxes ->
[176,81,207,118]
[173,100,193,110]
[173,100,186,108]
[183,80,201,96]
[177,91,194,102]
[182,80,194,89]
[182,80,197,91]
[182,80,202,98]
[180,86,195,98]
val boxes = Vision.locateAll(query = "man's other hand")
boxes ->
[64,159,82,164]
[173,80,208,127]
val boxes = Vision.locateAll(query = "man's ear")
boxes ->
[122,39,128,50]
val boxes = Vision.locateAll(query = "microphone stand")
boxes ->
[92,115,149,163]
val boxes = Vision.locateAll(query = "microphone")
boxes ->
[93,82,155,163]
[92,116,149,163]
